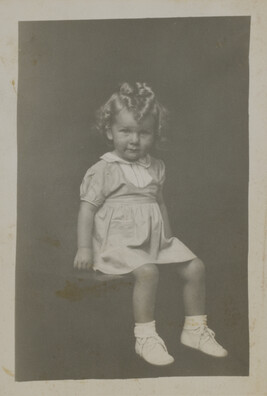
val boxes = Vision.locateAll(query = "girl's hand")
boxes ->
[74,247,94,271]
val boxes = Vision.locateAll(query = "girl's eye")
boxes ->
[140,130,152,135]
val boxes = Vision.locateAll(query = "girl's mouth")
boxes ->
[127,148,139,153]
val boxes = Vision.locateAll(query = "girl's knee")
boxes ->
[179,258,205,281]
[133,264,159,283]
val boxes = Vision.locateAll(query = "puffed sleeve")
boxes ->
[80,161,107,207]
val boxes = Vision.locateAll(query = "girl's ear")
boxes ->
[106,128,113,141]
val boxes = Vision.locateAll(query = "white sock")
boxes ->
[183,315,207,330]
[134,320,157,338]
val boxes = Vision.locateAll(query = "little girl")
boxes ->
[74,82,228,366]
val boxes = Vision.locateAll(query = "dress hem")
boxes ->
[93,254,197,275]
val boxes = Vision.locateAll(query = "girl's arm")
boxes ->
[74,201,98,270]
[158,191,172,239]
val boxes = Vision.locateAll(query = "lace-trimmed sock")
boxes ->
[134,321,157,338]
[134,321,174,366]
[183,315,207,329]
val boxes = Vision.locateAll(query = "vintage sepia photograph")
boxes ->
[15,17,250,381]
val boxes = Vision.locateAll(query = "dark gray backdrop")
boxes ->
[16,17,250,381]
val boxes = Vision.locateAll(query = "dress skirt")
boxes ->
[92,196,196,275]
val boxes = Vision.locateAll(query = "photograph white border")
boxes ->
[0,1,266,395]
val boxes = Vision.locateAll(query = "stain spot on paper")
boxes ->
[56,281,102,301]
[2,366,14,377]
[11,80,16,94]
[249,318,256,333]
[8,232,14,240]
[216,37,227,48]
[56,278,132,301]
[39,236,60,248]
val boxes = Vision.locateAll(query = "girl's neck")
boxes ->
[111,150,149,163]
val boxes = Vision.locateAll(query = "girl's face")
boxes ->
[107,107,155,162]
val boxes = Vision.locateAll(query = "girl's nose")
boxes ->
[130,132,139,144]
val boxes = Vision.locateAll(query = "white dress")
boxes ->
[80,152,196,275]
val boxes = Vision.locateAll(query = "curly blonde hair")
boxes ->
[95,82,169,147]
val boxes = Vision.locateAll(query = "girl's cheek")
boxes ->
[147,136,155,146]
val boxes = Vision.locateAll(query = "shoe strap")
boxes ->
[138,335,168,354]
[199,325,221,348]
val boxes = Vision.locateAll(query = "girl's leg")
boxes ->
[177,258,228,357]
[132,264,174,365]
[132,263,159,322]
[176,257,206,315]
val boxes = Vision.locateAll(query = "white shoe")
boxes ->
[180,325,228,357]
[135,335,175,366]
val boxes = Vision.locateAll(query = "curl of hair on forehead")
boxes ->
[95,82,169,147]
